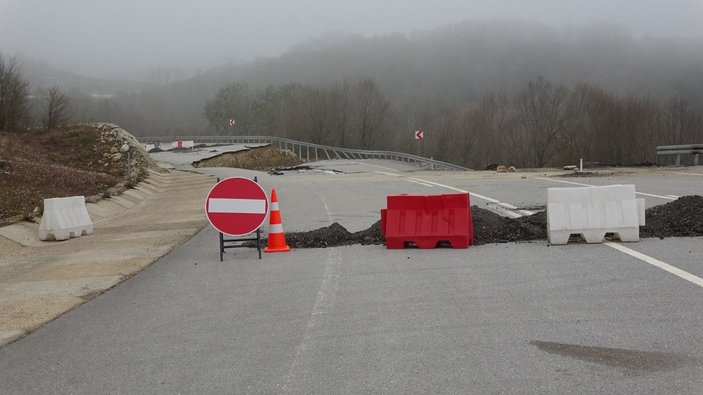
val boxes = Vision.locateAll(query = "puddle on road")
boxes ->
[530,340,698,373]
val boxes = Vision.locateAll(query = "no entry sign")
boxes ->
[205,177,269,236]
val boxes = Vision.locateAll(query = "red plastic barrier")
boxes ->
[381,193,473,249]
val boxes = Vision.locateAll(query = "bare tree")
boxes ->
[472,94,518,166]
[204,82,252,135]
[663,96,699,145]
[354,79,390,149]
[329,80,353,147]
[43,85,70,129]
[516,77,570,167]
[0,54,31,131]
[299,86,330,144]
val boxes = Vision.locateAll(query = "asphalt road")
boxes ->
[0,156,701,394]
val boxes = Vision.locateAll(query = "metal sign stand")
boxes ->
[219,228,261,261]
[216,176,263,261]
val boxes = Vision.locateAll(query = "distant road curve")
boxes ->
[137,135,470,171]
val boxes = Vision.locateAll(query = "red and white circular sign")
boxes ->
[205,177,269,236]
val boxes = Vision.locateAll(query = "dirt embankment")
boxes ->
[193,145,302,171]
[0,123,152,225]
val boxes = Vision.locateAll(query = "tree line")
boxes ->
[204,76,703,168]
[13,20,703,141]
[4,18,703,168]
[0,54,70,131]
[204,79,390,150]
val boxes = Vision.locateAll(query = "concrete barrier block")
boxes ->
[38,196,94,241]
[547,185,644,245]
[637,198,645,226]
[381,193,473,249]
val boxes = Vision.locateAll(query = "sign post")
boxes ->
[205,177,268,260]
[414,130,424,156]
[228,118,236,137]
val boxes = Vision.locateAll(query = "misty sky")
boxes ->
[2,0,702,79]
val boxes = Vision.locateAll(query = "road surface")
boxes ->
[0,156,701,394]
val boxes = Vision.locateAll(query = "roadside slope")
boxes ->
[0,166,215,346]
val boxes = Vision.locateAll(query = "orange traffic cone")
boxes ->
[264,188,291,253]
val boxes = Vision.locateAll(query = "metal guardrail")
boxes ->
[137,135,470,171]
[656,144,702,166]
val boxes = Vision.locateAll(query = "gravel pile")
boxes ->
[281,195,703,248]
[640,195,703,238]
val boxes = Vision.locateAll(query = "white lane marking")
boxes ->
[605,242,703,288]
[487,203,523,218]
[284,198,341,393]
[354,162,398,171]
[667,195,680,199]
[535,177,592,187]
[535,177,677,201]
[406,179,435,187]
[319,195,333,220]
[496,202,536,215]
[635,192,676,200]
[379,173,535,217]
[282,249,341,393]
[375,171,402,177]
[316,170,341,175]
[410,178,506,205]
[208,198,266,213]
[666,171,703,177]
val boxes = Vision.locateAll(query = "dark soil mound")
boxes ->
[286,222,353,248]
[280,195,703,248]
[641,195,703,238]
[472,208,547,245]
[352,220,385,245]
[284,207,547,248]
[285,221,385,248]
[193,145,302,171]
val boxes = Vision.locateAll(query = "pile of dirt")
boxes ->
[284,207,547,248]
[472,209,547,245]
[286,221,384,248]
[282,196,703,248]
[193,145,302,171]
[640,195,703,238]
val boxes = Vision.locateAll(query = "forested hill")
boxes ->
[106,20,703,136]
[202,20,703,104]
[62,20,703,168]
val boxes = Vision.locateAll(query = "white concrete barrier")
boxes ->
[38,196,94,241]
[143,143,156,152]
[547,185,645,245]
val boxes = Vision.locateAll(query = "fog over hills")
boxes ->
[3,9,702,167]
[55,20,697,136]
[2,0,703,80]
